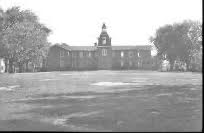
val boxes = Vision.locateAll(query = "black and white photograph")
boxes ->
[0,0,202,131]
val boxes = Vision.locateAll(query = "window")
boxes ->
[102,37,106,44]
[79,52,83,58]
[102,49,107,56]
[112,51,115,57]
[60,60,64,68]
[146,60,150,64]
[129,61,132,67]
[121,61,124,67]
[138,52,140,57]
[60,50,64,57]
[88,52,92,57]
[121,51,124,58]
[164,54,167,59]
[72,62,74,68]
[138,60,142,67]
[67,51,70,56]
[72,52,77,58]
[129,51,133,58]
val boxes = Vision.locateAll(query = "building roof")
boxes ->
[52,43,71,51]
[51,44,152,51]
[69,46,97,51]
[112,45,152,50]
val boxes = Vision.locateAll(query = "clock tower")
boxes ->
[96,23,112,69]
[97,23,111,46]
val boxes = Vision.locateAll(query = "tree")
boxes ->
[186,20,202,71]
[0,8,5,56]
[149,24,184,70]
[173,20,202,70]
[150,20,202,71]
[0,6,51,73]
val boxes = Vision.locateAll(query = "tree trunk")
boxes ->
[186,63,189,71]
[4,58,8,73]
[26,62,29,72]
[185,59,190,72]
[33,63,35,72]
[169,60,174,71]
[19,64,23,73]
[170,64,173,71]
[8,59,14,73]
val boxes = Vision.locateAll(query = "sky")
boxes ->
[0,0,202,55]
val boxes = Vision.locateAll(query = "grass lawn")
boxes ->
[0,70,202,131]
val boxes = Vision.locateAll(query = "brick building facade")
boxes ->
[47,24,152,71]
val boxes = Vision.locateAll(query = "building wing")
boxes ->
[51,44,152,51]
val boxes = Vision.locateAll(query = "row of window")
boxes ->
[119,51,140,58]
[60,51,93,58]
[79,52,92,58]
[102,49,107,56]
[60,60,142,68]
[60,51,70,57]
[60,50,141,58]
[102,49,141,57]
[120,61,142,67]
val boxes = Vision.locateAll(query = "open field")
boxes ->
[0,70,202,131]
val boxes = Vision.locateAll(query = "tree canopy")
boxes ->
[0,6,51,73]
[150,20,202,71]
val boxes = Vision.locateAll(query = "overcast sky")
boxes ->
[0,0,202,51]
